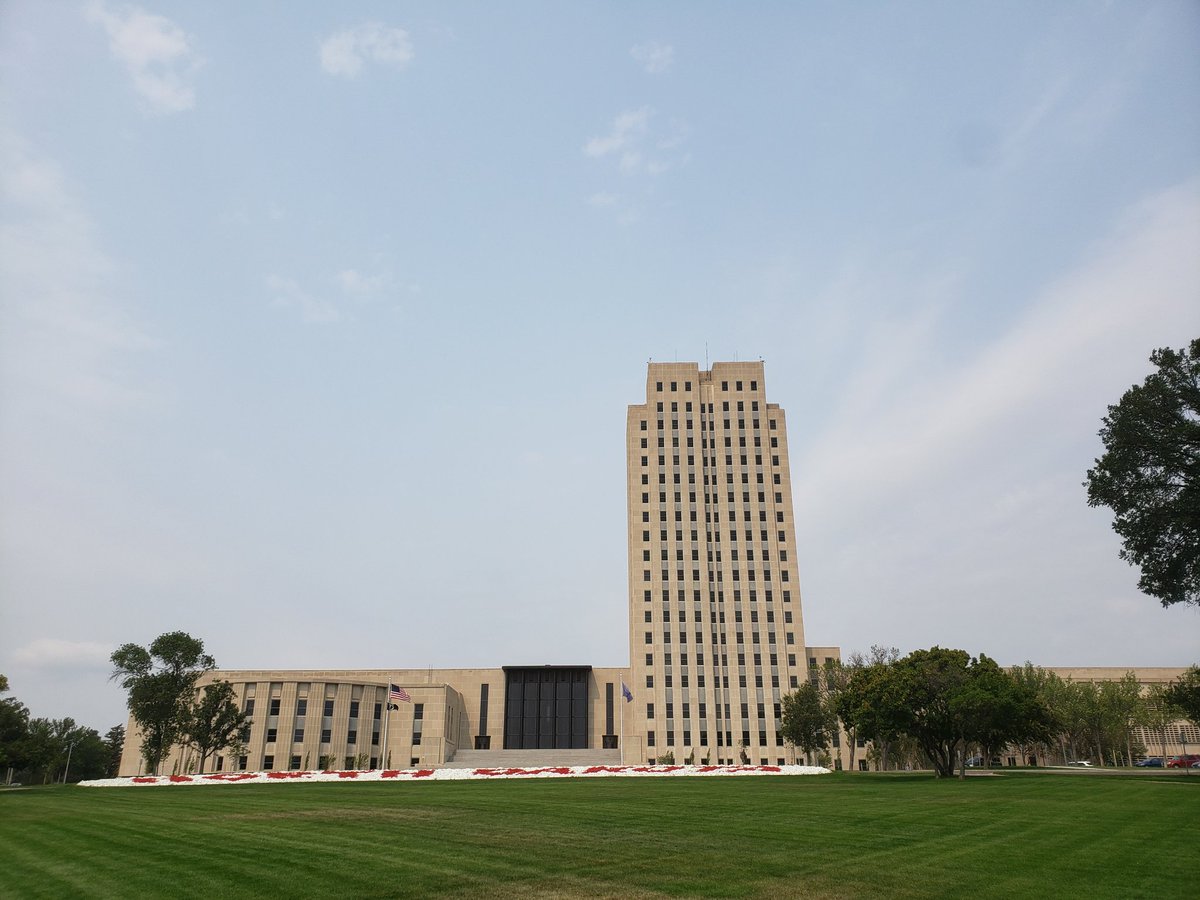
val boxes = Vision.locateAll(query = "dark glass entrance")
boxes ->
[503,666,590,749]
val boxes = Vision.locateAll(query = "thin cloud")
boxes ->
[319,22,413,77]
[0,133,159,419]
[266,274,342,324]
[794,177,1200,527]
[631,41,674,74]
[585,107,652,162]
[584,107,686,177]
[86,2,202,114]
[791,179,1200,665]
[337,268,386,295]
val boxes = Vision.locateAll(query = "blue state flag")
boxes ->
[621,682,633,703]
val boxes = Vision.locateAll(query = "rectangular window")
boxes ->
[293,728,304,742]
[289,755,301,770]
[413,703,424,720]
[347,730,357,744]
[296,699,307,716]
[323,699,334,716]
[269,699,280,716]
[266,728,277,743]
[263,755,274,770]
[321,729,331,743]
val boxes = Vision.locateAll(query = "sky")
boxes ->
[1,2,1198,732]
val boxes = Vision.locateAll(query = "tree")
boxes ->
[835,646,901,771]
[110,632,215,775]
[103,725,126,777]
[1085,339,1200,607]
[0,675,30,776]
[780,681,833,764]
[1164,665,1200,724]
[181,681,248,774]
[1143,684,1182,762]
[839,647,1051,779]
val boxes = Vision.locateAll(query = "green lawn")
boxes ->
[2,771,1195,898]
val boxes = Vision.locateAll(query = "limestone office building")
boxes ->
[117,362,1194,776]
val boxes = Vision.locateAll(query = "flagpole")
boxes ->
[619,673,625,765]
[381,684,391,770]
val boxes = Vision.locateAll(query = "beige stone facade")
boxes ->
[117,361,1194,775]
[119,666,630,776]
[625,362,809,765]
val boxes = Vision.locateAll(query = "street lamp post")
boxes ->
[62,741,75,784]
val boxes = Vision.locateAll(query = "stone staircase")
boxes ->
[442,748,623,769]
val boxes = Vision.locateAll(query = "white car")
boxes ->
[1066,760,1093,767]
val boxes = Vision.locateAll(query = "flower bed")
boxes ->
[81,763,829,787]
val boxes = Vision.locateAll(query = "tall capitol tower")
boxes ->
[626,361,807,764]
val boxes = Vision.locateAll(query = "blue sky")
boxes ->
[1,2,1197,731]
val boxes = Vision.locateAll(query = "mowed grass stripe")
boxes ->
[2,773,1196,899]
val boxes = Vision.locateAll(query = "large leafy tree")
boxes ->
[182,681,248,774]
[780,681,834,765]
[0,674,31,774]
[1164,665,1200,724]
[1086,340,1200,607]
[111,632,215,775]
[839,647,1051,779]
[832,645,900,771]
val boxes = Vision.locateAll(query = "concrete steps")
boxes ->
[442,748,623,769]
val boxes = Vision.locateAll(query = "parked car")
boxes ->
[1135,757,1163,767]
[1066,760,1093,767]
[1166,754,1200,768]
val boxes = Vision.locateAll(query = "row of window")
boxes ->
[655,399,761,414]
[646,630,796,644]
[643,566,792,581]
[643,650,798,672]
[642,588,794,604]
[642,528,788,545]
[645,609,794,625]
[654,379,758,393]
[246,697,379,719]
[646,730,785,748]
[647,700,782,721]
[641,418,777,435]
[640,507,787,524]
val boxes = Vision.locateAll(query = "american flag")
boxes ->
[389,683,411,703]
